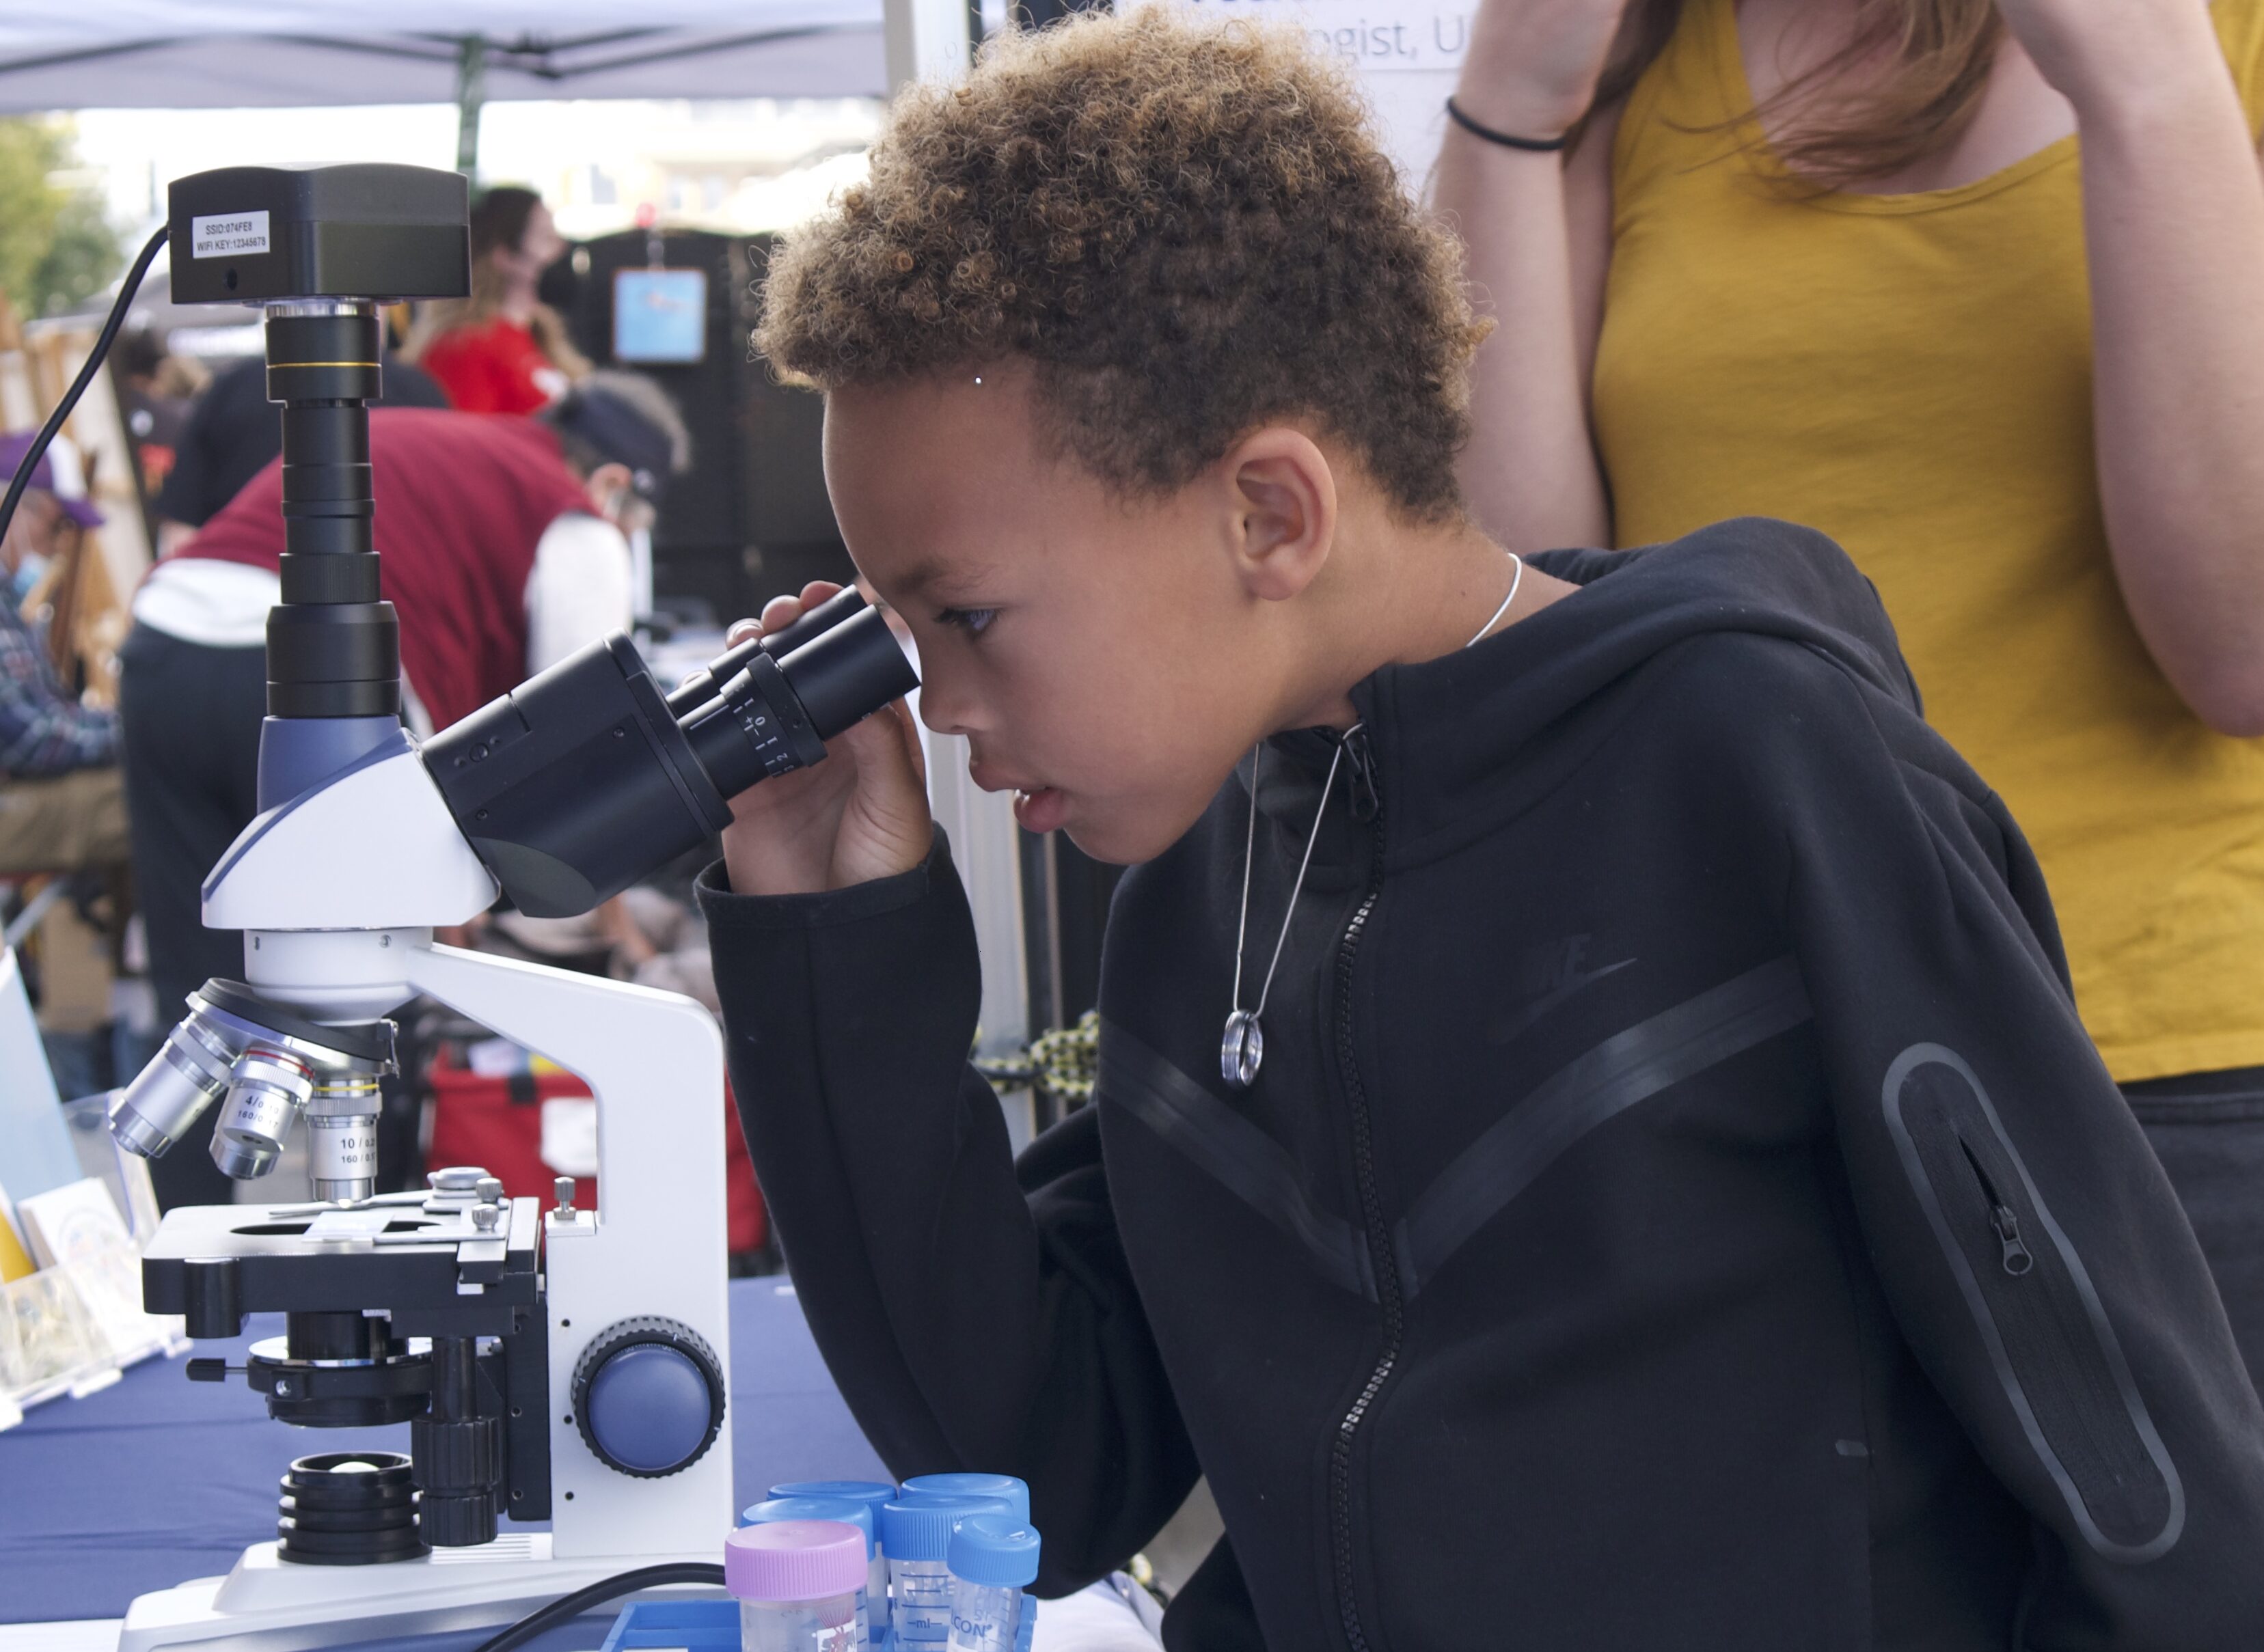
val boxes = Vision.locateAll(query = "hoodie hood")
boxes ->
[1345,517,1921,868]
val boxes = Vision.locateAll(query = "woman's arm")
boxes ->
[2010,0,2264,734]
[1431,0,1631,553]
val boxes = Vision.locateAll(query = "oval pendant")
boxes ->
[1220,1009,1264,1090]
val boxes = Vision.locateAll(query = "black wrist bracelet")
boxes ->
[1444,96,1570,153]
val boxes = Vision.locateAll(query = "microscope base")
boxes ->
[116,1533,724,1652]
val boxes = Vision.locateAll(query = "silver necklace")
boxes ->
[1221,551,1523,1090]
[1466,549,1524,649]
[1221,734,1351,1088]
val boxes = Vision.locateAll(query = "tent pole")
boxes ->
[882,0,971,90]
[454,35,487,183]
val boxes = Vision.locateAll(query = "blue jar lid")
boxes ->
[901,1473,1031,1525]
[769,1478,897,1515]
[948,1513,1042,1588]
[743,1496,877,1557]
[877,1494,1012,1562]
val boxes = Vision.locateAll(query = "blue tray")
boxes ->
[601,1596,1036,1650]
[600,1599,739,1651]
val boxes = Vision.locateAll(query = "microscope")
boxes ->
[76,163,916,1649]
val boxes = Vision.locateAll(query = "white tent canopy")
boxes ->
[0,2,886,111]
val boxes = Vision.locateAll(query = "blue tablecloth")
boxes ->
[0,1276,886,1638]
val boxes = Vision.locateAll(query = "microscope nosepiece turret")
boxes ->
[111,981,396,1192]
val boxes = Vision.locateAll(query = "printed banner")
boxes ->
[1144,1,1477,184]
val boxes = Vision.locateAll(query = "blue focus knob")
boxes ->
[570,1317,725,1478]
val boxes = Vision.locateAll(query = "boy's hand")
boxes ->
[717,581,934,896]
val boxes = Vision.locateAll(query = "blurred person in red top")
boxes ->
[407,186,590,413]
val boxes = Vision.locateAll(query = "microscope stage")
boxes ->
[141,1198,541,1328]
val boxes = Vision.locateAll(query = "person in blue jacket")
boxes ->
[0,432,124,875]
[698,11,2264,1648]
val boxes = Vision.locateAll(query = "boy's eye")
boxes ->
[936,606,999,637]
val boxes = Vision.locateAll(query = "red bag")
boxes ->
[425,1050,767,1254]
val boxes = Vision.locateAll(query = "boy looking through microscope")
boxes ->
[700,12,2264,1648]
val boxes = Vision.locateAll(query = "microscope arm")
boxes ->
[401,941,733,1560]
[401,942,728,1273]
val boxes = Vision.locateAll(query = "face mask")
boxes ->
[9,552,48,604]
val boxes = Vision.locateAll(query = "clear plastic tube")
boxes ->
[867,1548,890,1649]
[946,1579,1022,1652]
[739,1592,860,1652]
[890,1556,954,1647]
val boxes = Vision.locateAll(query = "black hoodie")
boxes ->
[698,519,2264,1651]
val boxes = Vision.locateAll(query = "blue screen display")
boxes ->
[613,269,708,363]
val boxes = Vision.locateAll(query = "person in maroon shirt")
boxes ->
[409,187,588,414]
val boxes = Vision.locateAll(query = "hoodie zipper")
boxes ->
[1328,724,1395,1652]
[1958,1140,2033,1276]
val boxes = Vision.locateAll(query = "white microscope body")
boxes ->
[59,159,913,1651]
[117,732,737,1651]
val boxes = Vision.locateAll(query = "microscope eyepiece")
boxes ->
[679,605,918,798]
[661,583,870,718]
[772,607,920,743]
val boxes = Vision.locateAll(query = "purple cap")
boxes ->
[0,434,101,527]
[724,1519,867,1601]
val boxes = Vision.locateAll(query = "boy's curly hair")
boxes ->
[754,8,1488,522]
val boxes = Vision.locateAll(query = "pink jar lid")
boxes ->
[724,1519,867,1601]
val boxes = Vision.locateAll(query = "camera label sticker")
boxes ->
[191,210,271,259]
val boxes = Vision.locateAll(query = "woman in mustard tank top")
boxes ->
[1437,0,2264,1385]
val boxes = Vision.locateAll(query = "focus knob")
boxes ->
[570,1317,726,1478]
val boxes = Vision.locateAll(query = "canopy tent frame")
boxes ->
[0,7,888,120]
[0,24,860,82]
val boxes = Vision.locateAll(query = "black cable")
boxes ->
[467,1561,726,1652]
[0,222,168,551]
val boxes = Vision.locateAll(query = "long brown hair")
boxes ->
[403,186,592,378]
[1591,0,2004,189]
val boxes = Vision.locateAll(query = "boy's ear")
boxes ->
[1221,426,1337,603]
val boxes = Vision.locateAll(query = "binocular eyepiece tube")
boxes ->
[426,589,916,920]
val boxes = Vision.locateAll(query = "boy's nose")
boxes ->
[915,672,981,737]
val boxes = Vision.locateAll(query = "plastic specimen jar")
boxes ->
[946,1513,1042,1652]
[879,1495,1011,1648]
[741,1496,879,1651]
[770,1480,897,1649]
[900,1472,1031,1526]
[725,1519,867,1652]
